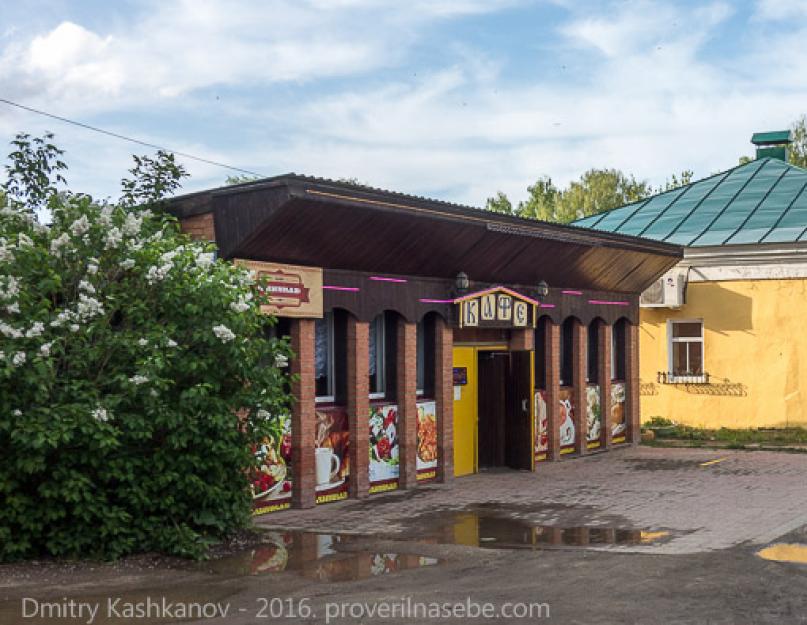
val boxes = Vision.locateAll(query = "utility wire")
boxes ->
[0,96,266,178]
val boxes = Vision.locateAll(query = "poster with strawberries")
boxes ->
[369,404,399,493]
[252,413,293,515]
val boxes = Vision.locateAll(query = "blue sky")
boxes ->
[1,0,806,207]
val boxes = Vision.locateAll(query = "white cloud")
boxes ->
[754,0,807,20]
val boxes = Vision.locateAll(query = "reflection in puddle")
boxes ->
[209,531,438,582]
[757,543,807,564]
[427,511,671,549]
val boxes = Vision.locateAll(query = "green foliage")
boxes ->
[485,191,513,214]
[790,115,807,169]
[517,176,559,221]
[224,174,262,186]
[0,133,292,561]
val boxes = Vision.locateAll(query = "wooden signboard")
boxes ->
[235,260,323,318]
[455,286,538,329]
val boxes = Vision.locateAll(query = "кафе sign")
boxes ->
[454,286,539,329]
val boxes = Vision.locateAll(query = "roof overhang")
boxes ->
[167,176,683,294]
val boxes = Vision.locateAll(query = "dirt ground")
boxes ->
[2,447,807,625]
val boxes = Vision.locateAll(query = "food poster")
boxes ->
[611,382,627,443]
[534,390,549,462]
[315,407,350,504]
[586,385,602,450]
[559,388,576,454]
[369,404,399,493]
[416,401,438,481]
[252,413,293,515]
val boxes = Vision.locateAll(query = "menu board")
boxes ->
[369,405,399,494]
[315,407,350,504]
[416,401,438,481]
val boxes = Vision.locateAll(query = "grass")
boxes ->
[643,417,807,448]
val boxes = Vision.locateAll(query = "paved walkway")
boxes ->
[258,446,807,554]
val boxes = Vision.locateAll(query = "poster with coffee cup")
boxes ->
[252,412,293,515]
[369,404,399,494]
[315,407,350,504]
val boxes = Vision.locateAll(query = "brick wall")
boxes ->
[626,322,641,445]
[396,320,418,489]
[508,328,534,351]
[290,319,316,508]
[572,320,587,456]
[599,322,613,450]
[435,316,454,483]
[179,212,216,242]
[347,317,370,498]
[543,320,561,462]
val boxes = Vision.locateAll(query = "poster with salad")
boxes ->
[315,407,350,504]
[586,385,602,449]
[369,404,399,493]
[534,390,548,462]
[559,388,576,455]
[416,401,438,481]
[252,413,293,515]
[611,382,627,443]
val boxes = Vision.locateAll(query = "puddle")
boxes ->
[757,543,807,565]
[207,531,438,582]
[418,509,672,550]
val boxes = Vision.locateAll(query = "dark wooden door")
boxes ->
[477,352,508,468]
[505,351,533,470]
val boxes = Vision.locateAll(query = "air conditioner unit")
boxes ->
[640,271,685,308]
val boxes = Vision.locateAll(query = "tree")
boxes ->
[225,174,262,185]
[790,115,807,169]
[517,176,560,221]
[0,133,292,561]
[485,191,513,214]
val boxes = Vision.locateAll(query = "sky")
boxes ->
[1,0,806,207]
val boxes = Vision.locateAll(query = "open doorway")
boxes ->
[477,351,532,470]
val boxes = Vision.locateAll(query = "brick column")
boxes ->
[544,320,561,461]
[290,318,316,509]
[435,316,454,483]
[508,328,534,351]
[347,317,370,499]
[599,322,613,449]
[572,320,588,456]
[626,322,641,445]
[397,319,418,489]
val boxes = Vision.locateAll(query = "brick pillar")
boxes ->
[626,322,641,445]
[508,328,534,351]
[290,318,316,509]
[435,316,454,483]
[397,319,418,489]
[347,317,370,499]
[599,322,613,449]
[545,320,561,461]
[572,320,588,456]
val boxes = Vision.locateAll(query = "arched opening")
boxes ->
[560,317,577,387]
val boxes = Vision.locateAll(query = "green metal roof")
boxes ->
[751,130,791,145]
[572,158,807,247]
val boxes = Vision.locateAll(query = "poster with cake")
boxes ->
[314,407,350,504]
[416,401,438,481]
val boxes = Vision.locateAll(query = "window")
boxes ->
[612,319,626,381]
[416,320,425,395]
[369,314,386,398]
[669,320,704,381]
[560,318,575,386]
[587,320,599,384]
[416,317,436,397]
[315,312,335,401]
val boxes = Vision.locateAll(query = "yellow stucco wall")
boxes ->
[640,278,807,428]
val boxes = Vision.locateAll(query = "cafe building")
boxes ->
[167,175,682,515]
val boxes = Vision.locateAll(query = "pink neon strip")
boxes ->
[562,290,583,296]
[323,285,360,292]
[369,276,408,283]
[419,298,453,304]
[539,303,556,308]
[588,299,629,306]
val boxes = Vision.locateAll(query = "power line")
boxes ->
[0,96,266,178]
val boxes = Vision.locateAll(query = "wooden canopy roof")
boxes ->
[167,174,682,294]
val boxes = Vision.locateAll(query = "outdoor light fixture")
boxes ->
[537,280,549,297]
[455,271,470,294]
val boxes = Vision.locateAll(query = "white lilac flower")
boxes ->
[0,322,23,339]
[129,375,149,385]
[105,227,123,250]
[122,213,142,236]
[40,342,53,357]
[256,409,271,420]
[12,409,21,417]
[69,324,80,333]
[229,298,250,313]
[70,215,90,236]
[5,302,19,314]
[166,339,177,348]
[91,407,109,422]
[50,233,71,256]
[120,258,136,270]
[87,259,99,275]
[275,354,289,368]
[1,276,20,300]
[138,338,148,347]
[17,233,34,248]
[0,239,13,263]
[76,294,104,320]
[78,280,96,294]
[195,252,214,269]
[98,205,114,227]
[25,322,45,338]
[212,324,236,343]
[12,351,26,367]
